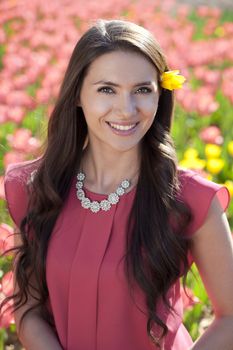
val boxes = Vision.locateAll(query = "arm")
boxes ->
[13,233,63,350]
[189,196,233,350]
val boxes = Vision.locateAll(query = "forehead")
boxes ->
[85,50,158,84]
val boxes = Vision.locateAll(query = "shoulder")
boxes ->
[177,167,230,236]
[4,157,42,228]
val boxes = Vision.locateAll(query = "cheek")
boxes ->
[139,97,159,117]
[83,98,112,120]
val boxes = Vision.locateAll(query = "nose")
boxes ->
[115,93,137,119]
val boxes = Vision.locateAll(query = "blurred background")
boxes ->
[0,0,232,348]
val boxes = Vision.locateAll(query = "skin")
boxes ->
[78,50,160,194]
[78,50,233,349]
[13,50,233,350]
[189,196,233,350]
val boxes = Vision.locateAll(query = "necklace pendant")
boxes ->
[77,189,85,200]
[81,197,91,209]
[108,192,119,205]
[116,186,125,196]
[76,181,83,189]
[76,171,131,213]
[77,173,85,181]
[121,180,130,189]
[100,199,111,211]
[90,201,101,213]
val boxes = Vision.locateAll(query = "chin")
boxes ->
[108,142,140,153]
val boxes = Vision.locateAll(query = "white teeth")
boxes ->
[109,122,137,130]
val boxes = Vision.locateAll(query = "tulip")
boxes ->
[0,176,5,199]
[206,159,224,175]
[227,141,233,157]
[199,126,223,145]
[3,151,26,169]
[0,224,14,255]
[179,158,206,170]
[180,285,199,310]
[205,144,222,159]
[183,148,199,159]
[160,70,186,91]
[224,181,233,197]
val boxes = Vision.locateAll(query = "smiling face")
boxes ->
[78,50,160,154]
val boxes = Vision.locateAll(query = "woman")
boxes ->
[2,19,233,350]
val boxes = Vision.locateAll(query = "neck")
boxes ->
[80,145,141,195]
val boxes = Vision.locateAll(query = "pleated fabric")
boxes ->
[4,161,230,350]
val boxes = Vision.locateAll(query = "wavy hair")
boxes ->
[1,19,192,347]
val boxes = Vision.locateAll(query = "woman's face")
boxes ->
[78,50,160,153]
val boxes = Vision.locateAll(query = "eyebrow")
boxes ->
[93,80,153,87]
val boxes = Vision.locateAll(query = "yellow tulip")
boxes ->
[205,144,222,159]
[206,159,224,175]
[160,70,186,91]
[179,158,206,170]
[224,180,233,197]
[183,148,199,159]
[214,26,225,37]
[227,141,233,157]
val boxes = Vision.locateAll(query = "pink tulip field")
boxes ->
[0,0,232,348]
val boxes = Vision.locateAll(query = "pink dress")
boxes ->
[4,160,230,350]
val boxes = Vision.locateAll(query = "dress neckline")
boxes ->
[83,184,137,199]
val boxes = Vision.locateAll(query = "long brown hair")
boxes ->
[1,19,192,347]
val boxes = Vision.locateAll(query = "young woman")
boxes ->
[2,19,233,350]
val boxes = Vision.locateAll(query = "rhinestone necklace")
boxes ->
[76,171,131,213]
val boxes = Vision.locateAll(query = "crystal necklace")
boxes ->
[76,171,131,213]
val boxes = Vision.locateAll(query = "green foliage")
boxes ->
[0,4,233,348]
[0,45,5,70]
[188,10,207,40]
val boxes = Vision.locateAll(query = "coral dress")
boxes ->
[4,160,230,350]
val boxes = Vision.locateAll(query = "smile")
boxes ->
[107,122,139,130]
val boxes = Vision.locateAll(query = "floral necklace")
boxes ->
[76,171,131,213]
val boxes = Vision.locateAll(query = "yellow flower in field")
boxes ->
[183,148,199,159]
[179,158,206,170]
[227,141,233,157]
[205,144,222,159]
[160,70,186,91]
[214,26,225,37]
[206,174,213,181]
[206,159,224,175]
[224,180,233,197]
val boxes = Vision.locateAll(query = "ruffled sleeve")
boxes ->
[180,170,230,236]
[4,159,39,229]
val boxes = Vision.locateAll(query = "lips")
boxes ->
[106,121,139,130]
[106,121,139,136]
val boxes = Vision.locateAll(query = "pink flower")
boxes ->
[180,285,199,310]
[199,126,223,145]
[7,128,42,154]
[3,151,27,169]
[0,224,14,255]
[1,271,14,296]
[0,176,5,200]
[13,74,31,90]
[0,81,12,104]
[0,105,8,123]
[0,272,15,328]
[7,128,32,151]
[6,91,35,109]
[7,106,25,124]
[36,88,52,104]
[196,87,219,116]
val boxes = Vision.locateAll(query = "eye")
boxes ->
[97,86,115,94]
[136,87,152,94]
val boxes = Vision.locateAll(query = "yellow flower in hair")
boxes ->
[160,70,186,91]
